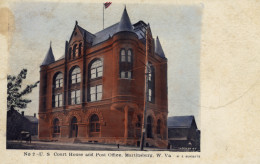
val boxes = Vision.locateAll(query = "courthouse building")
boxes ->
[38,8,168,148]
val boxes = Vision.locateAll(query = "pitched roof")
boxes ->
[116,7,134,33]
[167,116,196,128]
[52,8,167,62]
[77,24,95,43]
[41,43,55,66]
[155,36,166,58]
[92,23,119,45]
[24,116,38,124]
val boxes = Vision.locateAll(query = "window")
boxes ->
[71,67,81,84]
[53,72,63,108]
[73,44,77,58]
[55,73,63,88]
[148,89,152,102]
[90,114,100,132]
[147,63,155,102]
[55,94,63,107]
[70,90,80,105]
[53,118,60,134]
[127,49,132,62]
[78,43,82,57]
[147,116,153,138]
[90,85,102,102]
[90,59,103,79]
[120,48,133,79]
[120,49,126,62]
[69,67,81,105]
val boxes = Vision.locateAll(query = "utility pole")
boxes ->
[140,28,149,151]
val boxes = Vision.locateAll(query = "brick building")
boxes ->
[38,7,168,148]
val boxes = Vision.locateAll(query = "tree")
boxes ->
[7,69,39,111]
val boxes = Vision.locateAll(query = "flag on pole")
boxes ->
[104,2,112,9]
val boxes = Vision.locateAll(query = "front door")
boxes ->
[70,117,78,138]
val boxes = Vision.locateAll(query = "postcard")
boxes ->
[0,0,259,163]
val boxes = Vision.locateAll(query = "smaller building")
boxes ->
[168,116,200,150]
[7,110,38,140]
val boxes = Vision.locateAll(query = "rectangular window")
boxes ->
[76,90,81,104]
[148,89,152,102]
[77,76,81,83]
[128,55,131,63]
[120,71,132,79]
[55,79,63,88]
[71,74,76,84]
[71,90,80,105]
[97,67,103,77]
[55,94,63,107]
[121,71,125,78]
[89,85,102,102]
[91,69,96,79]
[97,85,102,101]
[128,71,131,79]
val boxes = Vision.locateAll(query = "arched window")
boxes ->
[156,119,161,134]
[55,73,63,88]
[78,43,82,57]
[88,59,103,102]
[70,117,78,138]
[53,118,60,136]
[120,49,126,62]
[147,116,153,138]
[90,114,100,132]
[73,44,77,58]
[148,63,155,103]
[127,49,132,62]
[71,67,81,84]
[52,72,63,108]
[90,59,103,79]
[69,67,81,105]
[120,48,133,79]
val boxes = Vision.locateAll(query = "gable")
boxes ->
[69,26,84,46]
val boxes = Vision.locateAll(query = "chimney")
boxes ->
[34,113,36,117]
[21,111,24,116]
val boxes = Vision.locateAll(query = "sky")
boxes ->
[8,2,202,128]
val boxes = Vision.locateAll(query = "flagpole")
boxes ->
[103,3,104,29]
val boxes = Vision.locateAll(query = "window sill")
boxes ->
[89,77,103,82]
[118,78,135,81]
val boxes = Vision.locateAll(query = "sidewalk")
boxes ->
[7,140,168,151]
